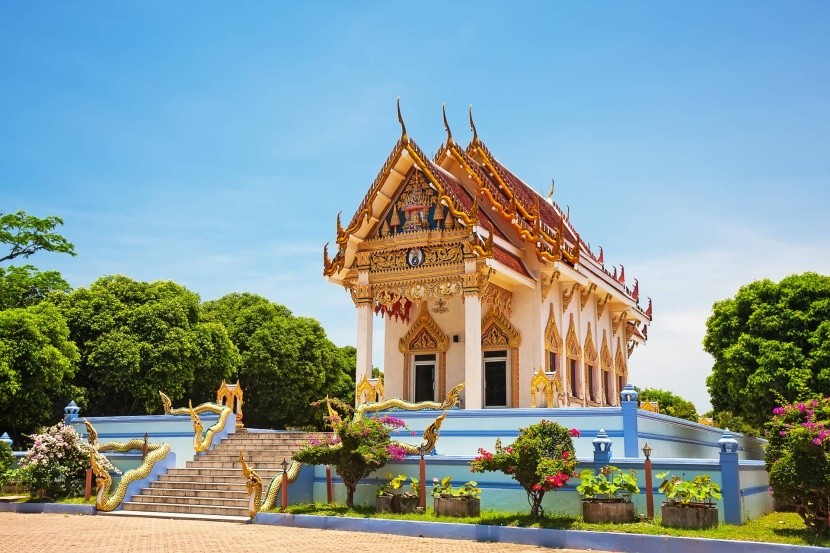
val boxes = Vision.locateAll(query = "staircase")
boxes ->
[120,430,327,519]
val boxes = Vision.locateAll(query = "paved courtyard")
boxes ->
[0,512,609,553]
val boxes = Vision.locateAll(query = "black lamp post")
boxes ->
[642,442,653,519]
[281,458,289,510]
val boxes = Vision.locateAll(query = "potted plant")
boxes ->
[432,476,481,517]
[577,465,639,523]
[657,472,722,529]
[377,473,420,514]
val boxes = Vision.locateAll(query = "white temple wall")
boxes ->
[511,283,541,408]
[383,316,408,400]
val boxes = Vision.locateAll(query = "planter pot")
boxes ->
[582,499,636,523]
[661,503,719,529]
[396,495,420,514]
[376,495,394,513]
[433,497,480,517]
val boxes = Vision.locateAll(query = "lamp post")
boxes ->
[642,442,653,519]
[281,458,289,511]
[419,446,427,511]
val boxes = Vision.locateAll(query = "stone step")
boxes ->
[199,454,296,463]
[122,500,249,518]
[130,494,248,507]
[140,486,251,499]
[150,480,251,492]
[165,467,282,478]
[100,510,249,523]
[185,460,290,470]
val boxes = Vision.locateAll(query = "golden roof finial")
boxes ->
[396,97,408,143]
[468,105,479,146]
[442,103,453,145]
[548,179,555,201]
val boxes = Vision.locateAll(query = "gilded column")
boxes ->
[354,252,373,397]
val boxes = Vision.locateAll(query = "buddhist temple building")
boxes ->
[324,104,652,410]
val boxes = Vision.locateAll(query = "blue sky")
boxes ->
[2,2,829,412]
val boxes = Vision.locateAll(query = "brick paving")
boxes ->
[0,512,610,553]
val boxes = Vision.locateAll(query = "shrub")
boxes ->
[292,398,410,507]
[470,420,578,517]
[766,397,830,534]
[0,441,14,486]
[656,472,721,506]
[431,476,480,499]
[577,465,640,501]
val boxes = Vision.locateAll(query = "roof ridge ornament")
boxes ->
[468,105,479,146]
[442,103,453,145]
[547,179,555,201]
[396,97,408,143]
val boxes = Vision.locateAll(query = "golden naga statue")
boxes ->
[84,418,172,512]
[239,451,262,518]
[159,391,234,453]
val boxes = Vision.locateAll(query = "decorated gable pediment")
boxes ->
[398,306,449,353]
[584,323,598,366]
[615,337,627,375]
[481,309,521,348]
[544,303,562,352]
[377,168,446,237]
[600,330,613,372]
[565,313,581,360]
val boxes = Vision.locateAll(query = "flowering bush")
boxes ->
[16,422,114,499]
[766,397,830,534]
[293,398,412,507]
[470,420,578,518]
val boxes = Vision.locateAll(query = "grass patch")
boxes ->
[276,503,829,547]
[56,496,95,505]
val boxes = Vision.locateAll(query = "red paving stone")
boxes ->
[0,512,610,553]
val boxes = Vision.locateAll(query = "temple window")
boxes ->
[483,350,508,407]
[587,366,597,402]
[413,354,436,403]
[569,359,579,398]
[603,370,612,404]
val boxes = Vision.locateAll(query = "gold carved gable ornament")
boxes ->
[544,303,562,352]
[615,337,627,375]
[600,330,613,372]
[584,323,598,366]
[565,313,581,360]
[398,306,449,353]
[481,309,521,349]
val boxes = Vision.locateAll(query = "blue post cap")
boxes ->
[718,429,739,453]
[64,400,80,415]
[620,384,638,403]
[0,433,12,447]
[592,428,612,453]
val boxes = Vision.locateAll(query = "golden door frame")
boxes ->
[398,306,449,401]
[481,309,522,408]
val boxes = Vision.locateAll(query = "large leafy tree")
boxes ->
[48,275,240,416]
[0,265,71,309]
[704,272,830,429]
[201,293,355,429]
[635,387,698,422]
[0,210,76,262]
[0,303,81,445]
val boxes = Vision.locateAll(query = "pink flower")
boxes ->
[532,484,543,492]
[569,428,580,438]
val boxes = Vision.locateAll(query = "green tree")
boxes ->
[0,265,71,309]
[0,303,80,445]
[49,275,240,416]
[0,210,76,262]
[704,272,830,429]
[201,293,355,429]
[635,387,698,422]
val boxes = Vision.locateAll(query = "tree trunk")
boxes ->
[529,490,545,518]
[345,480,357,508]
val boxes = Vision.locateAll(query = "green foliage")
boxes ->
[470,420,578,518]
[766,397,830,534]
[293,399,406,507]
[378,473,419,497]
[0,303,80,445]
[656,472,722,506]
[704,272,830,429]
[0,210,76,263]
[635,387,698,422]
[48,275,239,416]
[0,265,71,310]
[577,465,640,501]
[0,441,14,485]
[201,293,355,429]
[431,476,481,499]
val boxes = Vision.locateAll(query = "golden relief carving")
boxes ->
[584,323,598,366]
[579,283,597,310]
[597,293,612,318]
[399,307,449,354]
[565,313,581,360]
[600,331,613,373]
[481,309,522,348]
[369,244,463,272]
[640,400,659,413]
[374,277,462,307]
[355,251,371,270]
[612,311,628,334]
[530,368,555,408]
[540,270,560,301]
[615,337,627,375]
[388,170,438,234]
[350,284,373,306]
[544,303,562,352]
[562,283,580,312]
[482,283,512,318]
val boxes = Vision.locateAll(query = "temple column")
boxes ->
[463,272,482,409]
[355,301,373,383]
